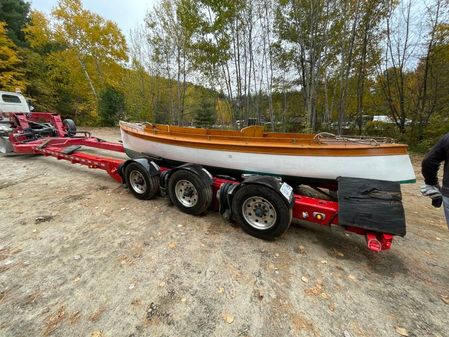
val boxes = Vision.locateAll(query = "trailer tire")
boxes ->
[232,184,292,240]
[168,169,212,215]
[63,119,77,137]
[125,162,159,200]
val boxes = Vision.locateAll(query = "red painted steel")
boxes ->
[8,138,124,182]
[12,137,125,154]
[1,111,397,252]
[27,112,66,137]
[39,146,124,182]
[292,195,339,225]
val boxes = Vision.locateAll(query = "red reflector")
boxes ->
[367,239,382,252]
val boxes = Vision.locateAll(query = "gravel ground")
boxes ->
[0,128,448,337]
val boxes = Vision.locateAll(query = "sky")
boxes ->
[30,0,157,41]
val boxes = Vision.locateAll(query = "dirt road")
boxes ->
[1,128,448,337]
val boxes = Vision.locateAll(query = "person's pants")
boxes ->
[443,196,449,229]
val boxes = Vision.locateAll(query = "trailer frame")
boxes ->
[0,112,397,252]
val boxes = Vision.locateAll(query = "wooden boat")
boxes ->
[119,122,416,184]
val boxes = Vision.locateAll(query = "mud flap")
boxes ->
[337,177,406,236]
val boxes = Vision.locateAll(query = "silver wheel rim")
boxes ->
[129,170,146,194]
[175,180,198,207]
[242,197,277,230]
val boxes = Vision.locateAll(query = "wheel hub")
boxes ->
[129,170,146,194]
[175,180,198,207]
[242,197,277,230]
[184,187,194,197]
[254,206,265,217]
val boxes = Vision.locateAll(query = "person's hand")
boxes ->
[420,184,442,200]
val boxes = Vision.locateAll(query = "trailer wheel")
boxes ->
[125,162,159,200]
[232,185,292,240]
[168,170,212,215]
[63,119,77,137]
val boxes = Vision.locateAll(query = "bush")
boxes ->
[412,115,449,153]
[364,121,400,139]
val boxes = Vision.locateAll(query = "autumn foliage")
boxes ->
[0,21,25,91]
[1,0,449,151]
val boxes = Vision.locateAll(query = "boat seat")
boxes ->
[240,125,265,137]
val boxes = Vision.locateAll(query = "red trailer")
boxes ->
[0,112,406,252]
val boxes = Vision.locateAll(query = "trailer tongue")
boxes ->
[0,111,406,252]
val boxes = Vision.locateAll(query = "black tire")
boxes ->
[232,184,292,240]
[63,119,77,137]
[125,162,160,200]
[168,169,212,215]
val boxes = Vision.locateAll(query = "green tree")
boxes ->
[193,94,215,128]
[0,0,30,45]
[99,86,125,126]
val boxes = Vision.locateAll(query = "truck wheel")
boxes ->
[125,162,159,200]
[232,185,292,240]
[168,170,212,215]
[63,119,77,137]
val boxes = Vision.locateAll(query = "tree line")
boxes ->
[1,0,449,150]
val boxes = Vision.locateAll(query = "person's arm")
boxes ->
[421,134,449,186]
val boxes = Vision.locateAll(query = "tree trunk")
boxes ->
[77,56,98,101]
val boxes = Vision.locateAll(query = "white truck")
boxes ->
[0,90,32,113]
[0,90,34,144]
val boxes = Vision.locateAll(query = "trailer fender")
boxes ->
[166,164,213,186]
[218,176,294,221]
[159,163,213,197]
[118,157,160,182]
[240,176,294,207]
